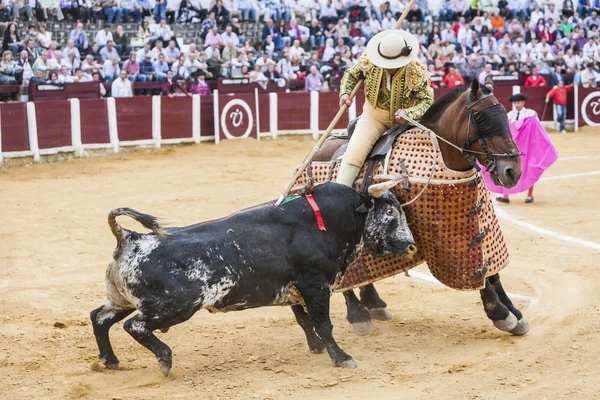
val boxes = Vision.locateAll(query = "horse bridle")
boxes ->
[462,88,525,173]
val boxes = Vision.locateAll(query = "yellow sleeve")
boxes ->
[340,53,370,97]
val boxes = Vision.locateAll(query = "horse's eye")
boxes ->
[386,209,393,215]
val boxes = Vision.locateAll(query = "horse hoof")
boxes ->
[493,312,518,332]
[160,327,170,333]
[369,307,393,321]
[510,318,530,336]
[158,360,171,377]
[335,358,357,368]
[104,362,119,370]
[351,321,374,336]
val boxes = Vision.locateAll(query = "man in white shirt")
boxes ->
[507,93,537,122]
[512,37,527,55]
[58,65,73,84]
[154,18,174,41]
[220,25,239,47]
[288,39,306,60]
[583,38,598,58]
[151,39,168,60]
[64,39,81,61]
[137,43,154,62]
[322,38,335,62]
[535,37,552,54]
[441,22,456,43]
[103,56,121,82]
[381,11,396,30]
[255,53,275,72]
[94,25,114,49]
[100,41,120,62]
[529,6,544,28]
[111,70,134,97]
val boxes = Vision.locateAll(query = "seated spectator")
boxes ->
[57,65,73,83]
[103,55,121,82]
[162,39,180,65]
[81,54,102,75]
[100,41,120,62]
[137,43,153,63]
[37,23,52,50]
[0,51,22,84]
[491,11,505,30]
[304,65,324,91]
[30,69,47,84]
[16,50,33,85]
[178,0,203,24]
[140,53,157,81]
[189,70,210,95]
[349,21,365,43]
[154,18,176,44]
[205,25,222,48]
[238,0,258,21]
[122,0,142,22]
[184,51,202,75]
[152,39,168,59]
[222,40,240,63]
[63,48,81,73]
[172,54,189,79]
[211,0,230,29]
[524,66,548,86]
[220,25,239,47]
[360,17,379,41]
[95,25,113,50]
[45,71,64,86]
[13,0,34,21]
[320,0,337,26]
[438,0,454,21]
[136,20,153,46]
[200,11,218,39]
[351,37,365,57]
[74,67,92,82]
[206,51,224,78]
[322,38,335,61]
[581,61,598,85]
[113,25,133,56]
[87,42,102,61]
[265,62,284,85]
[3,23,21,56]
[123,52,147,82]
[153,53,170,79]
[70,22,90,52]
[112,70,134,97]
[563,0,575,18]
[230,53,250,77]
[103,0,123,23]
[442,64,465,88]
[161,69,190,97]
[255,52,275,72]
[289,39,306,60]
[288,18,310,41]
[32,50,51,79]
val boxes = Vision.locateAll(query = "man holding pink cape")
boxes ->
[485,93,559,204]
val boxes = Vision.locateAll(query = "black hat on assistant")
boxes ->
[509,93,528,102]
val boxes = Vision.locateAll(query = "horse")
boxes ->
[314,77,530,337]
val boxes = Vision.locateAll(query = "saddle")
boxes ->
[328,118,412,191]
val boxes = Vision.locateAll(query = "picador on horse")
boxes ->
[299,27,532,337]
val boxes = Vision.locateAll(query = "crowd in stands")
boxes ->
[0,0,599,99]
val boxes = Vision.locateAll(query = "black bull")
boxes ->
[91,182,417,376]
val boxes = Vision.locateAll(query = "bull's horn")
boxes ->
[368,176,403,198]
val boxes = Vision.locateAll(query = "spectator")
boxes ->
[123,52,146,82]
[172,54,188,79]
[322,37,335,61]
[78,0,93,22]
[551,64,565,85]
[204,25,221,48]
[211,0,230,29]
[87,42,102,61]
[304,64,324,91]
[220,24,239,47]
[165,39,181,64]
[13,0,34,21]
[139,53,156,81]
[255,52,274,71]
[103,55,121,82]
[3,23,21,56]
[351,37,365,57]
[184,51,202,75]
[564,0,575,18]
[111,25,131,56]
[152,39,168,59]
[585,10,600,27]
[0,51,22,84]
[238,0,257,21]
[491,11,504,30]
[189,70,210,95]
[17,50,33,85]
[32,50,51,78]
[206,51,223,78]
[37,23,52,50]
[222,40,240,63]
[151,53,168,80]
[478,63,498,83]
[524,66,548,86]
[230,53,250,76]
[100,40,119,61]
[200,11,218,39]
[122,0,142,22]
[580,61,598,85]
[136,20,153,46]
[161,69,190,96]
[81,54,101,75]
[60,0,79,21]
[74,67,92,82]
[320,0,337,26]
[58,65,73,83]
[30,69,46,84]
[69,22,90,53]
[289,39,306,60]
[309,19,324,47]
[154,18,175,43]
[546,80,573,133]
[178,0,203,24]
[103,0,122,23]
[288,18,309,41]
[439,0,454,22]
[112,69,134,97]
[154,0,166,22]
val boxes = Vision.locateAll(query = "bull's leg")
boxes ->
[90,303,135,370]
[480,275,526,335]
[123,314,176,377]
[343,290,374,336]
[488,273,530,336]
[359,284,393,321]
[291,304,326,354]
[295,277,356,368]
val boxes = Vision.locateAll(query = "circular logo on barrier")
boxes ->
[220,99,254,139]
[581,92,600,126]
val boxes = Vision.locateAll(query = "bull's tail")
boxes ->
[108,208,169,242]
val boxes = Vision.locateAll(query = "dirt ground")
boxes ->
[1,131,600,400]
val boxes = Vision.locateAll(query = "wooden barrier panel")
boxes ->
[200,96,214,138]
[35,100,71,149]
[115,96,153,141]
[318,91,349,131]
[29,83,66,102]
[80,98,110,145]
[257,93,270,134]
[66,82,100,100]
[161,96,193,140]
[521,87,551,120]
[278,92,310,131]
[0,102,29,152]
[578,87,600,127]
[217,92,258,140]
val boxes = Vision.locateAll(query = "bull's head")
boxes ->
[359,178,417,258]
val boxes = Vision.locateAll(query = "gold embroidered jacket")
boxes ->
[340,54,434,121]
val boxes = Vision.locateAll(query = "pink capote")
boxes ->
[483,116,558,195]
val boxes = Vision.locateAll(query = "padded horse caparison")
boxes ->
[326,118,412,191]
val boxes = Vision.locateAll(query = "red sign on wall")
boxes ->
[216,92,258,142]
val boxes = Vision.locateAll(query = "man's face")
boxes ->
[121,70,128,80]
[169,41,175,49]
[159,55,165,63]
[514,100,525,110]
[76,70,83,77]
[167,71,173,80]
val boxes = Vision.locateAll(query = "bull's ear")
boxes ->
[356,193,373,213]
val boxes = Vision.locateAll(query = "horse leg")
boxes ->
[488,273,530,336]
[479,275,529,335]
[343,290,374,336]
[359,284,393,321]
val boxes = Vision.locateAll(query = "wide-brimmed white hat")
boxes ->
[365,29,419,69]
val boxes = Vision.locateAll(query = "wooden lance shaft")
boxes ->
[274,0,416,207]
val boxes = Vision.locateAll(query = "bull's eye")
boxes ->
[386,209,393,216]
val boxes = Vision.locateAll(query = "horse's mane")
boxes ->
[420,87,468,127]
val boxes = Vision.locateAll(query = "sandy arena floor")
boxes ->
[1,131,600,400]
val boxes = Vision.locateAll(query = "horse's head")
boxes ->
[466,78,522,188]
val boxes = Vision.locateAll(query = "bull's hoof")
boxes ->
[369,307,393,321]
[158,360,171,377]
[492,312,518,332]
[351,321,374,336]
[335,358,357,368]
[510,318,530,336]
[309,343,326,354]
[159,327,170,333]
